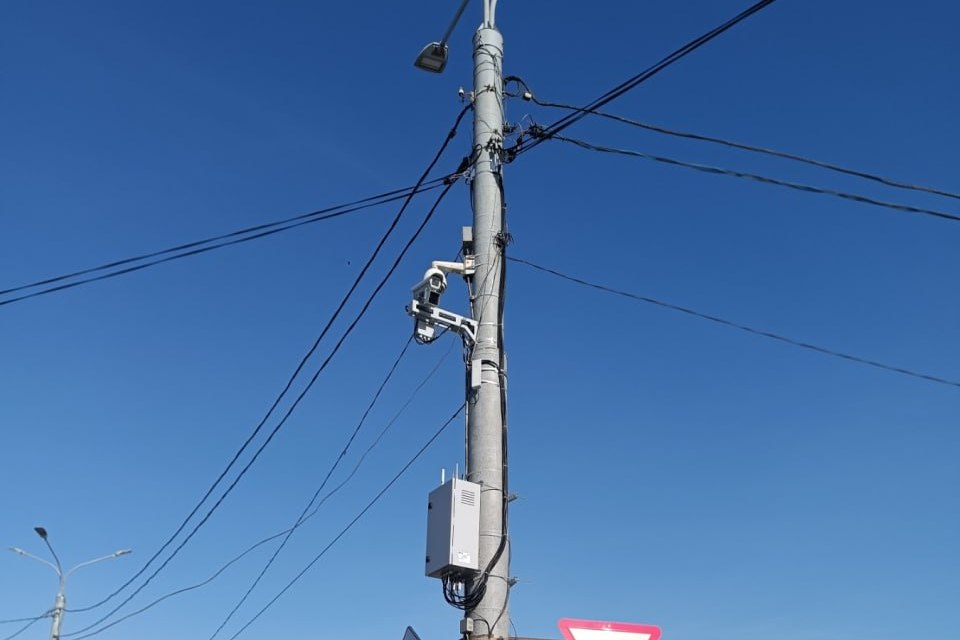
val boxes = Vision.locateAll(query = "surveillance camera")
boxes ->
[412,267,447,306]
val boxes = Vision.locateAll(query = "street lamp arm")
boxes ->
[9,547,61,577]
[36,529,65,579]
[440,0,471,46]
[64,550,132,580]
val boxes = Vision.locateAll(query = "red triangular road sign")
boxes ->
[559,618,662,640]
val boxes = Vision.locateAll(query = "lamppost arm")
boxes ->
[9,547,61,577]
[440,0,471,46]
[64,550,132,580]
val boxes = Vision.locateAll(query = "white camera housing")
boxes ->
[412,267,448,306]
[407,257,477,345]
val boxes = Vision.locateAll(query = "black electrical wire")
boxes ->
[526,96,960,203]
[488,210,511,633]
[509,0,779,157]
[72,403,465,640]
[0,178,450,306]
[510,256,960,390]
[59,340,456,639]
[63,103,472,625]
[0,613,50,626]
[0,611,49,640]
[220,403,467,640]
[65,174,461,638]
[550,133,960,224]
[472,184,511,623]
[207,338,415,640]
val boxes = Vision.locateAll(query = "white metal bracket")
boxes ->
[408,300,478,346]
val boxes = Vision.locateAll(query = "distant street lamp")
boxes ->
[10,527,131,640]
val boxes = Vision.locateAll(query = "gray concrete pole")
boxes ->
[466,16,509,640]
[50,589,65,640]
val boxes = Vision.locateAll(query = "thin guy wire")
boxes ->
[207,338,415,639]
[223,404,467,640]
[509,256,960,389]
[0,183,448,309]
[61,341,455,639]
[64,104,471,622]
[530,97,960,202]
[552,134,960,224]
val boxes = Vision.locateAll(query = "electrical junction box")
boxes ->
[425,477,481,578]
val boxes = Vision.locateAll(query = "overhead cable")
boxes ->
[0,612,50,626]
[73,404,464,640]
[65,177,459,639]
[510,0,779,157]
[207,338,416,639]
[0,612,49,640]
[219,403,467,640]
[62,339,456,639]
[550,133,960,224]
[527,96,960,202]
[65,175,460,638]
[64,103,472,627]
[0,179,450,308]
[510,256,960,390]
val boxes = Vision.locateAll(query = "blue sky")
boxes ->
[1,1,957,640]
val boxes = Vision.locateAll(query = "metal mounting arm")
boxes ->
[407,300,478,346]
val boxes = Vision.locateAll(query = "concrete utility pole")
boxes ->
[466,3,509,640]
[413,2,509,639]
[9,527,131,640]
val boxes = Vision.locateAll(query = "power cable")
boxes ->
[550,133,960,224]
[65,338,457,639]
[63,103,471,624]
[525,96,960,203]
[0,611,49,640]
[64,176,460,637]
[66,173,458,637]
[510,256,960,390]
[207,337,415,639]
[508,0,779,157]
[220,403,467,640]
[0,179,450,308]
[0,612,50,625]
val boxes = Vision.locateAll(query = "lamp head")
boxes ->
[33,527,48,540]
[414,42,449,73]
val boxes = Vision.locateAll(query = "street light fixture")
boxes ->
[10,527,131,640]
[414,42,450,73]
[34,525,63,579]
[413,0,471,73]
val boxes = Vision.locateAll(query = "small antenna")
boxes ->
[455,462,460,479]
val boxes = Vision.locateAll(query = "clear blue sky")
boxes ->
[2,2,957,640]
